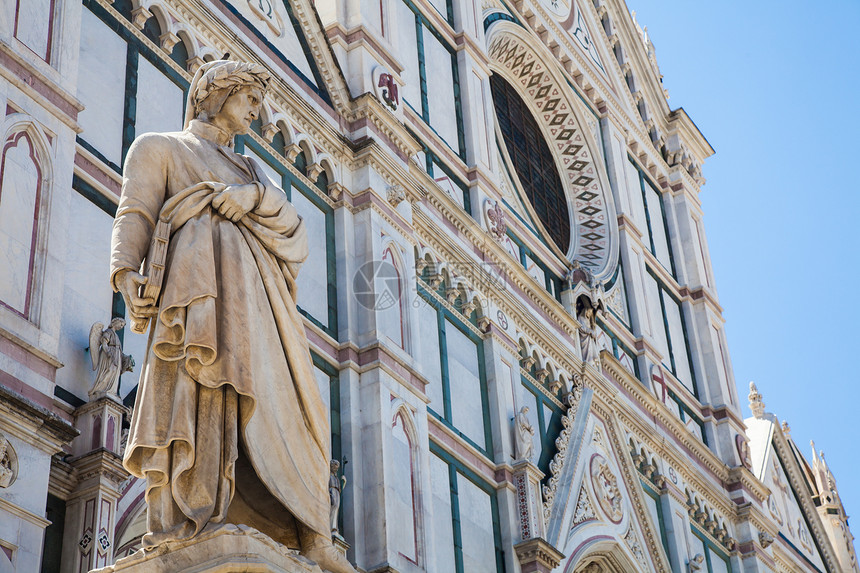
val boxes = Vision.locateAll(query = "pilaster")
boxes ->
[62,396,129,573]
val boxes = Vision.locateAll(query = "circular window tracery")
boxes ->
[492,75,570,253]
[486,22,618,279]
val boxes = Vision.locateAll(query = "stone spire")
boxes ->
[809,443,860,572]
[748,381,765,419]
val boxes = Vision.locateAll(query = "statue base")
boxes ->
[91,524,323,573]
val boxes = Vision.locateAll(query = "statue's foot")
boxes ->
[303,536,357,573]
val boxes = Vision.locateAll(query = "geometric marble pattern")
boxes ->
[489,32,611,273]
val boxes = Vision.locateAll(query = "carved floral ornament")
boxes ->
[485,22,619,280]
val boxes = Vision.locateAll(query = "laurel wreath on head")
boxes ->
[192,61,271,117]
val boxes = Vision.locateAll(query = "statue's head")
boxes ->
[110,317,126,331]
[330,459,340,473]
[520,405,529,415]
[186,60,271,136]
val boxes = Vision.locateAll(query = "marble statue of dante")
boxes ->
[88,317,133,399]
[110,60,353,572]
[514,405,535,462]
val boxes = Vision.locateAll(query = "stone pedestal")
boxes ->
[90,524,323,573]
[512,459,546,541]
[512,461,565,573]
[63,396,130,572]
[514,538,564,573]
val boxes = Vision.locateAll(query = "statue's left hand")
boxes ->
[212,183,260,222]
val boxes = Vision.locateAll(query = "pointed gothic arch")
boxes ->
[0,116,53,320]
[389,401,423,565]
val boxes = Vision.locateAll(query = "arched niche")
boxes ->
[485,21,618,280]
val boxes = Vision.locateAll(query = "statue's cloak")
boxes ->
[110,120,330,546]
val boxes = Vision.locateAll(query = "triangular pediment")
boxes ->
[747,416,837,571]
[228,0,350,112]
[554,414,670,572]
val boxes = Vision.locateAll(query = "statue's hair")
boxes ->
[190,61,271,122]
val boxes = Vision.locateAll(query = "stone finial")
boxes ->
[748,381,765,419]
[781,421,791,437]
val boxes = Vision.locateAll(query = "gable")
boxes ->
[224,0,319,86]
[557,413,670,572]
[763,446,829,571]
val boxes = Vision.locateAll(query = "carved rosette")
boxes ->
[589,454,623,523]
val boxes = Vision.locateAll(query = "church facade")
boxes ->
[0,0,856,572]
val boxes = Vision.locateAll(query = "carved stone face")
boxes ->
[210,85,263,136]
[330,459,340,473]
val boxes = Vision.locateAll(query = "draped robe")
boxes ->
[110,120,330,547]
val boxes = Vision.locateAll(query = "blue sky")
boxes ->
[627,0,860,537]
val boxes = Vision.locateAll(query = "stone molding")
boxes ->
[91,523,323,573]
[514,537,565,573]
[0,384,78,450]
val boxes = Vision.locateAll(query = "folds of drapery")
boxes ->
[114,128,332,545]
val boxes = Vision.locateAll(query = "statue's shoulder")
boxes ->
[129,130,188,153]
[125,130,187,167]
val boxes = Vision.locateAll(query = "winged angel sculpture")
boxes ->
[88,317,134,399]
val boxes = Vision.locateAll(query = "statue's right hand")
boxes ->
[116,269,157,318]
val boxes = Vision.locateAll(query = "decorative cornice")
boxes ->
[0,385,79,448]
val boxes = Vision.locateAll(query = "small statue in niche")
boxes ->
[88,318,134,400]
[513,406,535,462]
[576,296,601,364]
[329,459,346,535]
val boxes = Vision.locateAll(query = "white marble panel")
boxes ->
[711,553,729,573]
[645,185,672,272]
[0,134,39,313]
[389,413,417,561]
[396,0,420,111]
[0,433,51,517]
[664,297,693,393]
[689,531,706,565]
[135,58,184,137]
[232,0,316,86]
[624,159,647,232]
[416,300,443,411]
[14,0,53,61]
[644,274,670,363]
[77,8,127,166]
[314,365,331,415]
[429,453,456,573]
[426,0,448,20]
[246,148,283,188]
[458,476,496,573]
[446,320,485,449]
[56,194,115,399]
[377,249,404,349]
[524,254,545,286]
[291,188,329,325]
[424,31,459,153]
[643,492,661,534]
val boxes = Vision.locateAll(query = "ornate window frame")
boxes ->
[485,20,619,280]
